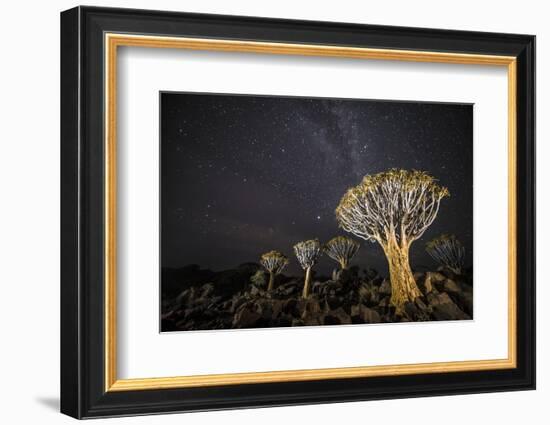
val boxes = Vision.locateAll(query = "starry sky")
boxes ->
[161,92,473,276]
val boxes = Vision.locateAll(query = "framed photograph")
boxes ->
[60,6,535,419]
[159,92,475,332]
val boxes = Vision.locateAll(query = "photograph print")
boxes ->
[160,92,473,332]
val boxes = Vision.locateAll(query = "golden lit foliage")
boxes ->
[336,169,449,246]
[323,236,360,269]
[293,239,321,270]
[259,250,289,275]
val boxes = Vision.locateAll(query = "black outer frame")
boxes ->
[60,6,535,419]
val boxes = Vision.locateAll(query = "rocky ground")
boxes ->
[161,263,473,332]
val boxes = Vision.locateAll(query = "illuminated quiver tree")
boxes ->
[260,250,289,291]
[323,236,360,270]
[293,239,321,298]
[336,169,449,313]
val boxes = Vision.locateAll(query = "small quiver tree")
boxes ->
[293,239,321,298]
[426,234,465,275]
[260,250,289,291]
[335,169,449,314]
[323,236,360,270]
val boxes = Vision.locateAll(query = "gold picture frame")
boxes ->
[104,33,517,392]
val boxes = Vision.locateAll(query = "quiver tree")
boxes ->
[259,250,289,291]
[426,234,465,274]
[335,169,449,313]
[323,236,360,270]
[293,239,321,298]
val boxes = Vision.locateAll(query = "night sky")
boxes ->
[161,92,473,276]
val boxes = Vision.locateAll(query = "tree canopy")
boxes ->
[336,169,449,247]
[260,250,289,275]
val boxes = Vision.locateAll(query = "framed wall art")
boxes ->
[60,6,536,419]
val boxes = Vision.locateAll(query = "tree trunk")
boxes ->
[383,237,422,314]
[267,272,275,291]
[302,267,312,298]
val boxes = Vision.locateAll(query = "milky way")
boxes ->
[161,92,473,276]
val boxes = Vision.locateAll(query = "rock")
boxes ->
[199,283,215,298]
[277,282,301,297]
[324,307,352,325]
[403,301,419,317]
[358,282,378,305]
[229,296,247,313]
[256,301,273,319]
[460,291,473,316]
[403,300,431,321]
[301,299,322,319]
[311,281,324,295]
[427,292,470,321]
[415,297,430,312]
[432,302,470,321]
[183,306,206,321]
[457,281,473,296]
[426,271,446,283]
[176,287,196,306]
[232,305,262,328]
[291,318,305,326]
[303,316,322,326]
[433,275,473,317]
[205,296,223,309]
[318,280,344,297]
[426,291,450,306]
[161,310,175,320]
[249,284,264,296]
[351,304,381,323]
[322,315,339,325]
[276,314,293,327]
[282,298,298,315]
[270,300,284,318]
[379,279,392,296]
[417,277,432,295]
[442,278,461,294]
[419,272,446,295]
[276,281,299,296]
[164,264,473,331]
[325,295,342,310]
[448,288,473,316]
[379,296,391,308]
